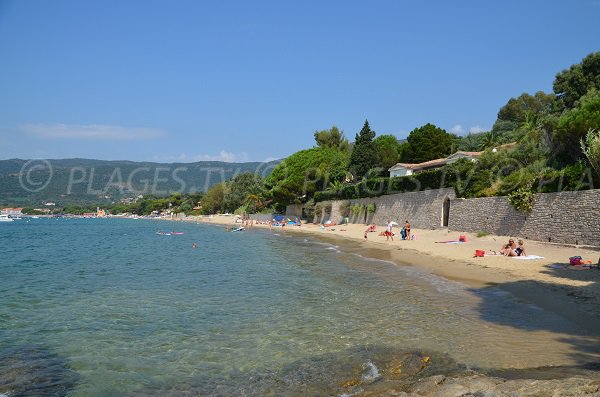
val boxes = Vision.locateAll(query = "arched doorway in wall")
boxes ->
[441,197,450,227]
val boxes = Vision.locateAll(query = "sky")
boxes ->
[1,0,599,163]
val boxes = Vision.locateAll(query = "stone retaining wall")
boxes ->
[314,188,456,230]
[308,188,600,246]
[449,189,600,246]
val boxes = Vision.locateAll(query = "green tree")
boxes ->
[374,134,401,174]
[401,123,456,163]
[491,120,519,136]
[348,120,378,178]
[266,147,349,205]
[201,183,226,214]
[223,172,265,213]
[314,126,350,152]
[495,91,556,125]
[552,90,600,164]
[554,51,600,110]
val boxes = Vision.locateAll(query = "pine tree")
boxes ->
[349,120,378,179]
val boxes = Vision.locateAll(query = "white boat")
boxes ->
[0,214,14,222]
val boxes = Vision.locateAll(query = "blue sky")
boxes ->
[1,0,599,163]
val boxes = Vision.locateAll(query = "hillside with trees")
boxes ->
[5,52,600,218]
[0,158,280,207]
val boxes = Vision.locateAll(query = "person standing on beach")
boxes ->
[386,220,394,241]
[405,220,411,240]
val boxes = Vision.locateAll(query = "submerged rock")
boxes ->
[126,345,600,396]
[0,345,79,397]
[354,373,600,396]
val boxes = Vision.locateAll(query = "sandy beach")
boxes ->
[190,214,600,339]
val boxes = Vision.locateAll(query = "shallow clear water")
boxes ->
[0,218,592,396]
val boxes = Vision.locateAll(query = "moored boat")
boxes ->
[0,214,14,222]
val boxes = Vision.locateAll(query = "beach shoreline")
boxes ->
[182,215,600,340]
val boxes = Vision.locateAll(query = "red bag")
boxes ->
[569,256,582,265]
[459,235,467,242]
[475,250,485,257]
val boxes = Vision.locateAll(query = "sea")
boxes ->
[0,218,596,396]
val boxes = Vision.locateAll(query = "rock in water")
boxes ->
[0,345,79,397]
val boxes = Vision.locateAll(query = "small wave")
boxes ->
[361,360,381,382]
[351,252,467,294]
[326,246,341,253]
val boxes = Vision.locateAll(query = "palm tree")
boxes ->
[479,131,500,150]
[581,128,600,177]
[327,180,344,193]
[246,193,261,214]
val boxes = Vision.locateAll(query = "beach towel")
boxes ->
[513,255,544,260]
[435,240,463,244]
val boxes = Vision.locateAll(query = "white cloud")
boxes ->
[20,123,165,140]
[195,150,249,162]
[152,151,250,163]
[469,125,488,134]
[450,124,464,134]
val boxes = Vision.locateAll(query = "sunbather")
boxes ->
[501,239,517,256]
[514,240,526,256]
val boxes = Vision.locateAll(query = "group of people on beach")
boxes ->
[363,220,411,241]
[500,239,526,257]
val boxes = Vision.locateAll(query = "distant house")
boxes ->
[1,207,23,216]
[388,151,483,178]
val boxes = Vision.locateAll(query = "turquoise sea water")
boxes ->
[0,218,592,396]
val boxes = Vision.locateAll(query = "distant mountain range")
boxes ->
[0,158,280,207]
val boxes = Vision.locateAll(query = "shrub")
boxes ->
[508,186,535,212]
[366,203,376,213]
[476,231,490,238]
[351,204,363,215]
